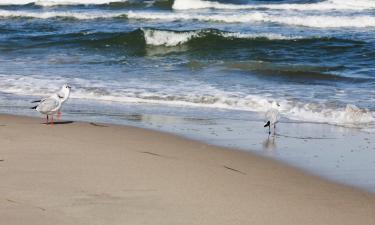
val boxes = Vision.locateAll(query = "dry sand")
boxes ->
[0,114,374,225]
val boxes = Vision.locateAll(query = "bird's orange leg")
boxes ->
[57,111,61,119]
[51,115,54,126]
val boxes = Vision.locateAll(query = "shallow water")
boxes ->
[1,95,375,192]
[1,0,375,191]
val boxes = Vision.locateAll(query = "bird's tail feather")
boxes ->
[264,121,270,127]
[30,106,37,109]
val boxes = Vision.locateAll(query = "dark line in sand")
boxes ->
[90,122,108,127]
[140,151,177,160]
[6,198,46,211]
[223,165,246,175]
[6,199,16,203]
[141,151,162,157]
[43,121,74,125]
[276,134,336,140]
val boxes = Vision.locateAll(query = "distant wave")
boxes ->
[3,0,375,11]
[0,0,129,6]
[126,11,375,28]
[0,0,175,9]
[0,9,125,19]
[173,0,375,11]
[1,9,375,28]
[1,74,374,127]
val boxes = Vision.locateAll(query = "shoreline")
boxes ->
[1,114,374,225]
[2,109,375,192]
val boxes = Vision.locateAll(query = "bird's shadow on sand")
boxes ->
[42,121,75,125]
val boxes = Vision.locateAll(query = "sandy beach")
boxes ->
[0,114,374,225]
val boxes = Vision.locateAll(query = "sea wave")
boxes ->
[222,61,372,84]
[141,28,302,47]
[4,27,363,56]
[0,9,125,19]
[1,74,374,127]
[3,0,375,11]
[0,0,129,6]
[126,11,375,28]
[1,8,375,28]
[173,0,375,11]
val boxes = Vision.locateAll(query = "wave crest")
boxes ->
[141,28,301,47]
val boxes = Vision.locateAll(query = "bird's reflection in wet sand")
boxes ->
[262,134,277,156]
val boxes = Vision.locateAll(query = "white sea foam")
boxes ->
[1,8,375,28]
[0,9,124,19]
[173,0,375,11]
[3,0,375,11]
[141,28,301,46]
[142,28,199,46]
[1,74,374,127]
[0,0,128,6]
[128,11,375,28]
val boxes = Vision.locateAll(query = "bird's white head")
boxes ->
[58,84,71,103]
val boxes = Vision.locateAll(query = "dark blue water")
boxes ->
[1,0,375,191]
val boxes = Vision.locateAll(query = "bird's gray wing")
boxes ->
[37,97,60,113]
[31,96,47,103]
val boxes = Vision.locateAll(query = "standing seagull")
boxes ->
[31,84,71,118]
[264,102,281,135]
[31,93,63,125]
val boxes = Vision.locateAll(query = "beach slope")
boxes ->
[0,114,374,225]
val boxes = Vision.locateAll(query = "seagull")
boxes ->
[31,84,71,118]
[264,102,281,135]
[31,93,63,125]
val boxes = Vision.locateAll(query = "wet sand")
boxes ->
[0,114,374,225]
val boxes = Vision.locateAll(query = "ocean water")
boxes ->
[1,0,375,191]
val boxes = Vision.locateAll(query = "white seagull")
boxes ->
[264,102,281,135]
[31,84,71,125]
[31,93,63,125]
[31,84,71,118]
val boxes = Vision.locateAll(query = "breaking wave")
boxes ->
[1,8,375,28]
[173,0,375,11]
[0,9,125,19]
[6,27,361,54]
[141,28,302,46]
[0,0,129,6]
[0,74,374,128]
[126,11,375,28]
[3,0,375,12]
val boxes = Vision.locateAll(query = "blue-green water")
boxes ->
[1,0,375,192]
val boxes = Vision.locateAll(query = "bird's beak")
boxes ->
[67,85,71,89]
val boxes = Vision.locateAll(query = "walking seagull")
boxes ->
[264,102,281,135]
[31,84,71,118]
